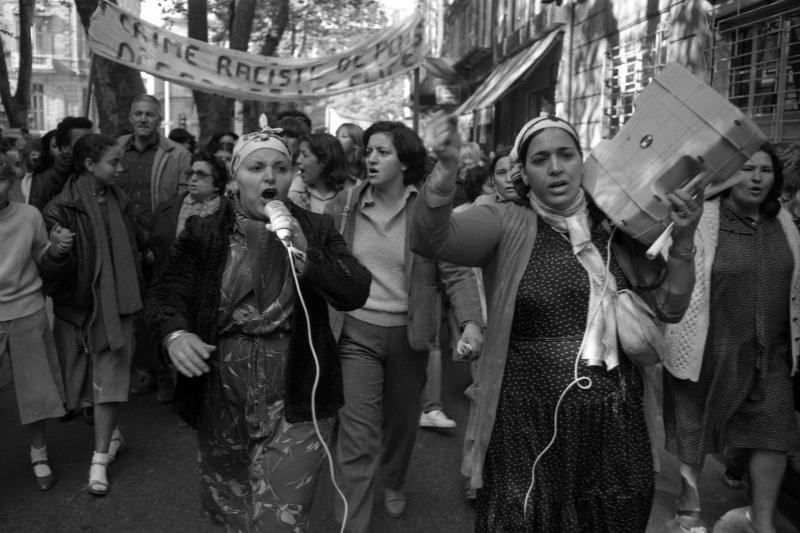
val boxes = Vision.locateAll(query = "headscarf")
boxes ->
[229,115,292,178]
[513,113,621,371]
[510,112,581,163]
[227,115,293,311]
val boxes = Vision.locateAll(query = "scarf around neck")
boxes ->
[76,176,142,351]
[231,196,291,311]
[527,188,620,370]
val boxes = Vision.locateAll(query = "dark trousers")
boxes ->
[334,315,429,533]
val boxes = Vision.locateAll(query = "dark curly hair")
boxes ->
[300,133,351,192]
[190,151,229,194]
[72,133,119,174]
[363,121,427,186]
[461,165,491,203]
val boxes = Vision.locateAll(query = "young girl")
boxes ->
[290,133,353,213]
[40,134,142,496]
[0,153,71,491]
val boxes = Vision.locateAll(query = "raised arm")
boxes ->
[410,116,503,266]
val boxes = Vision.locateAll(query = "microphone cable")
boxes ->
[522,227,616,520]
[280,238,349,533]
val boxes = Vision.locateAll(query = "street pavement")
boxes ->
[0,355,797,533]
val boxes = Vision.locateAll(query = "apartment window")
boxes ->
[30,83,44,130]
[32,17,53,56]
[602,28,668,139]
[710,2,800,144]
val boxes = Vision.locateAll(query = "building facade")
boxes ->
[441,0,799,153]
[0,0,92,133]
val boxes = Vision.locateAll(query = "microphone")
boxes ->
[263,200,292,244]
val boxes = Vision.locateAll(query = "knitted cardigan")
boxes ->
[145,201,372,426]
[663,199,800,381]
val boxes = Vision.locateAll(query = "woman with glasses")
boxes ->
[149,152,228,282]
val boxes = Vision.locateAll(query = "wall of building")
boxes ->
[564,0,711,149]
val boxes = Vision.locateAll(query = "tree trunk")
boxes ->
[190,0,257,145]
[75,0,145,136]
[241,0,290,133]
[0,0,34,128]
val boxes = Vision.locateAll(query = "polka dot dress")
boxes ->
[475,219,654,533]
[664,204,800,465]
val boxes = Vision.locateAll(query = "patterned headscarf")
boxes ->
[229,115,292,178]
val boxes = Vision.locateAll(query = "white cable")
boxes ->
[284,241,349,533]
[522,228,616,520]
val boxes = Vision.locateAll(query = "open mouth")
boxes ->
[548,180,569,190]
[260,189,277,203]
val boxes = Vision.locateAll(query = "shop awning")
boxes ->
[456,28,563,116]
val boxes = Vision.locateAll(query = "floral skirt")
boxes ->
[197,334,333,532]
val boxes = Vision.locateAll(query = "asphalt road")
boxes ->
[0,354,797,533]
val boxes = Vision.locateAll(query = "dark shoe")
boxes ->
[82,406,94,425]
[384,488,406,518]
[32,460,56,491]
[723,470,746,489]
[130,369,156,395]
[59,409,77,422]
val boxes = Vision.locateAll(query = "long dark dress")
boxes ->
[475,220,654,532]
[664,204,800,465]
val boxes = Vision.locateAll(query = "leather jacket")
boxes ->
[39,177,141,326]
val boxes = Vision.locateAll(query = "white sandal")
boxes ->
[88,452,110,496]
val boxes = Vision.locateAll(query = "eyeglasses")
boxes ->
[186,169,213,180]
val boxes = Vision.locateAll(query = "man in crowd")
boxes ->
[117,94,191,401]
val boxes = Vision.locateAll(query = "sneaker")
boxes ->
[420,409,456,429]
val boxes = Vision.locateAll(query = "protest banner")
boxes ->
[87,0,427,101]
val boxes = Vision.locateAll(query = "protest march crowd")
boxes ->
[1,91,800,533]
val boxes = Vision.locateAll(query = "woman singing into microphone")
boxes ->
[145,122,371,531]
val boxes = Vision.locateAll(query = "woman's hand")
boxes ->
[269,210,308,253]
[427,115,462,170]
[48,224,74,257]
[165,331,215,377]
[665,187,704,249]
[456,322,484,361]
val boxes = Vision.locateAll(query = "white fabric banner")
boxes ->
[88,1,426,101]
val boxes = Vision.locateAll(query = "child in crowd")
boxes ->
[0,153,72,491]
[40,134,142,496]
